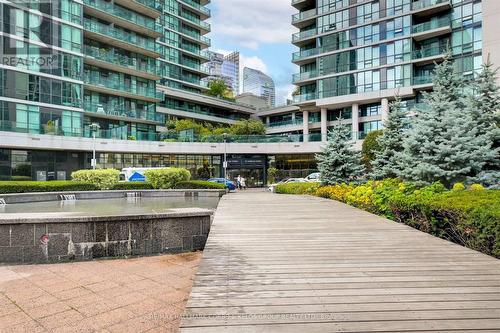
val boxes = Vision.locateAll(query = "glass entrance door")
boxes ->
[227,169,265,188]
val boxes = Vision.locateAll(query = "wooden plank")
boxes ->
[180,191,500,332]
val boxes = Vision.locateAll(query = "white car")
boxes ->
[304,172,321,182]
[268,178,307,192]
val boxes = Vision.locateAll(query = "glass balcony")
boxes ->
[83,0,161,34]
[160,102,247,121]
[413,75,433,85]
[180,28,211,45]
[293,92,318,103]
[412,17,451,34]
[412,0,450,11]
[292,8,316,23]
[83,101,162,122]
[83,74,158,98]
[84,20,159,54]
[178,0,210,16]
[292,29,317,42]
[134,0,162,12]
[412,45,448,59]
[292,70,318,83]
[268,119,304,128]
[179,12,211,31]
[84,46,160,77]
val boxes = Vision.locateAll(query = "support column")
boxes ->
[381,98,389,124]
[303,110,309,142]
[321,108,328,142]
[352,104,359,141]
[265,116,270,126]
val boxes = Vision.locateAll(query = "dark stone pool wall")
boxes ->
[0,209,213,264]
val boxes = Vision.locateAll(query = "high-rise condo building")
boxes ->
[260,0,500,142]
[243,67,276,107]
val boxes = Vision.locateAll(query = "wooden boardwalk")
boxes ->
[180,190,500,332]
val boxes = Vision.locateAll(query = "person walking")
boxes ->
[236,175,242,190]
[241,177,246,190]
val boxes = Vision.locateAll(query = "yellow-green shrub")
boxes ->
[275,182,319,195]
[71,169,120,190]
[452,183,466,191]
[314,184,354,202]
[144,168,191,189]
[470,183,485,191]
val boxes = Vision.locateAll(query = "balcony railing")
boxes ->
[84,20,159,53]
[180,28,211,45]
[84,46,160,77]
[268,119,304,128]
[83,101,163,123]
[412,0,450,11]
[293,92,318,103]
[134,0,162,12]
[412,45,448,59]
[178,0,210,16]
[180,12,211,31]
[412,17,451,34]
[0,120,329,143]
[83,0,161,34]
[292,28,317,42]
[160,102,248,121]
[292,8,316,23]
[83,74,158,98]
[292,70,318,83]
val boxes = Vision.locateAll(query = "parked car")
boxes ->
[268,178,307,192]
[304,172,321,182]
[207,178,237,191]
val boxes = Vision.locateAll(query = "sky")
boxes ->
[207,0,298,105]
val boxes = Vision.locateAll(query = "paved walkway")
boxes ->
[181,190,500,332]
[0,252,201,332]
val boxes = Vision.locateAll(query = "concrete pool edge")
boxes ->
[0,189,227,204]
[0,207,214,264]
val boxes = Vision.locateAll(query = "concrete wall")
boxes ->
[0,131,326,154]
[0,209,212,264]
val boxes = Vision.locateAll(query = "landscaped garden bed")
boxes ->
[276,180,500,259]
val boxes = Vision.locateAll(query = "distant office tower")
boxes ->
[202,51,240,96]
[222,52,240,95]
[243,67,276,107]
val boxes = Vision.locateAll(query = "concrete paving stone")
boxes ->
[38,309,85,330]
[52,286,94,301]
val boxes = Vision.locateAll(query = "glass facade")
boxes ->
[242,67,276,107]
[292,0,483,102]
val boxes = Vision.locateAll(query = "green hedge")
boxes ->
[173,180,226,190]
[275,182,319,195]
[71,169,120,190]
[144,168,191,189]
[10,176,31,181]
[276,179,500,258]
[111,182,154,190]
[0,181,99,194]
[390,190,500,258]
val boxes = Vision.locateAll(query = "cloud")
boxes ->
[210,0,295,49]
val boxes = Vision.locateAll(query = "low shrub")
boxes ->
[470,183,485,191]
[275,182,319,195]
[144,168,191,189]
[111,182,154,190]
[71,169,120,190]
[10,176,31,181]
[389,190,500,258]
[452,182,466,191]
[315,183,355,202]
[0,181,98,194]
[173,180,226,190]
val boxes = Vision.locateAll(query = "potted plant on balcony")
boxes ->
[43,120,56,135]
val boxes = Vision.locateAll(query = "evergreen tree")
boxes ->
[316,122,364,185]
[467,58,500,186]
[370,95,407,179]
[398,55,494,187]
